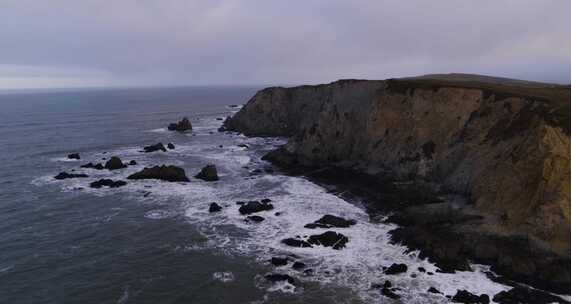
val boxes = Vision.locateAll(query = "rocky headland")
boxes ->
[222,73,571,295]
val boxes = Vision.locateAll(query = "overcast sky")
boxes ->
[1,0,570,88]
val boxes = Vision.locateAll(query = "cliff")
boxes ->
[223,74,571,292]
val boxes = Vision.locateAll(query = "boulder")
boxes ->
[143,143,167,153]
[238,201,274,215]
[247,215,265,222]
[307,231,349,250]
[127,165,190,182]
[304,214,357,229]
[90,179,127,189]
[493,287,569,304]
[67,153,80,160]
[270,257,288,266]
[452,290,490,304]
[209,202,222,213]
[385,263,408,275]
[195,164,219,181]
[81,162,104,170]
[54,172,88,180]
[265,274,295,285]
[167,143,175,150]
[129,160,137,165]
[168,117,192,132]
[104,156,127,170]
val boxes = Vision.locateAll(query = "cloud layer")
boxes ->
[1,0,570,88]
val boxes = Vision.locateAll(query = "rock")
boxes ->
[304,214,357,229]
[67,153,80,160]
[451,290,490,304]
[385,263,408,275]
[90,179,127,189]
[195,164,219,181]
[127,165,190,182]
[292,262,306,270]
[270,257,288,266]
[281,238,312,248]
[129,160,137,165]
[260,198,272,203]
[307,231,349,250]
[104,156,127,170]
[216,117,224,121]
[247,215,265,222]
[265,274,295,285]
[237,144,249,149]
[54,172,88,180]
[209,202,222,213]
[167,143,175,150]
[418,267,426,272]
[428,287,442,294]
[168,117,192,132]
[143,143,167,153]
[274,212,282,216]
[493,287,570,304]
[238,201,274,215]
[381,286,400,300]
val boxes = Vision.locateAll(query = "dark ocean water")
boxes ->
[0,87,511,304]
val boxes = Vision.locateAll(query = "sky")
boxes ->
[1,0,570,89]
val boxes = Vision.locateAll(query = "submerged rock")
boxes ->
[452,290,490,304]
[247,215,265,223]
[281,238,312,248]
[264,274,295,285]
[127,165,190,182]
[195,164,219,181]
[67,153,80,160]
[292,262,306,270]
[128,160,137,166]
[238,201,274,215]
[381,286,400,299]
[304,214,357,229]
[168,117,192,132]
[104,156,127,170]
[143,143,167,153]
[90,179,127,189]
[81,162,104,170]
[167,143,175,150]
[209,202,222,213]
[54,172,88,180]
[428,287,442,294]
[270,257,288,266]
[385,263,408,275]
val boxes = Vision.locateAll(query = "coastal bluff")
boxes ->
[224,74,571,293]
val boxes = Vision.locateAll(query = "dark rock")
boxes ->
[418,267,426,272]
[274,212,282,216]
[129,160,137,165]
[247,215,265,222]
[143,143,167,153]
[381,287,400,299]
[307,231,349,250]
[238,201,274,215]
[265,274,295,285]
[428,287,442,294]
[90,179,127,189]
[167,143,175,150]
[260,198,272,203]
[236,201,246,205]
[292,262,306,270]
[385,263,408,275]
[270,257,288,266]
[303,269,314,275]
[143,192,151,197]
[209,202,222,213]
[304,214,356,229]
[54,172,88,180]
[237,144,249,149]
[195,164,219,181]
[167,117,193,132]
[81,162,104,170]
[67,153,80,160]
[493,286,570,304]
[372,280,393,289]
[104,156,127,170]
[281,238,312,248]
[127,165,190,182]
[216,117,224,121]
[452,290,490,304]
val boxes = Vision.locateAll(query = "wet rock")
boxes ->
[292,262,306,270]
[418,267,426,273]
[260,198,272,203]
[209,202,222,213]
[281,238,312,248]
[270,257,288,266]
[274,212,282,216]
[168,117,193,132]
[428,287,442,294]
[304,214,356,229]
[129,160,137,165]
[381,286,400,300]
[127,165,190,182]
[54,172,88,180]
[104,156,127,170]
[372,280,392,289]
[238,201,274,215]
[167,143,175,150]
[216,117,224,121]
[67,153,80,160]
[385,263,408,275]
[237,144,249,149]
[265,274,295,285]
[236,201,246,205]
[81,162,104,170]
[195,164,219,181]
[451,290,490,304]
[493,286,570,304]
[143,143,167,153]
[90,179,127,189]
[307,231,349,250]
[247,215,265,222]
[143,192,151,197]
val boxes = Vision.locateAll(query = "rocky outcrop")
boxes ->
[127,165,190,182]
[223,74,571,293]
[143,143,167,153]
[104,156,127,170]
[195,164,219,181]
[168,117,192,132]
[54,172,88,180]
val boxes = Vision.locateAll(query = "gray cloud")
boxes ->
[1,0,570,88]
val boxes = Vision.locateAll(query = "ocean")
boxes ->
[0,87,509,303]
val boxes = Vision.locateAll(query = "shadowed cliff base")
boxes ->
[223,73,571,297]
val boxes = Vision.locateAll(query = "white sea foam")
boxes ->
[212,271,235,283]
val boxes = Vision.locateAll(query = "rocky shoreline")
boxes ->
[222,74,571,299]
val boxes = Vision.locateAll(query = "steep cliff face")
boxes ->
[223,75,571,291]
